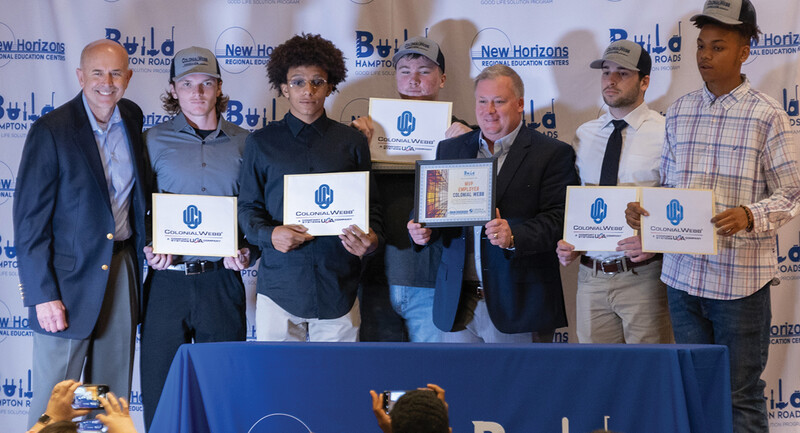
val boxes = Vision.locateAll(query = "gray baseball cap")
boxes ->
[170,46,221,82]
[392,36,445,73]
[590,39,652,76]
[690,0,757,26]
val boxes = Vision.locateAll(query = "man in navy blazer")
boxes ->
[409,64,578,343]
[13,39,148,427]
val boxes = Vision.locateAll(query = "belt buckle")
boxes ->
[599,257,627,275]
[184,262,201,276]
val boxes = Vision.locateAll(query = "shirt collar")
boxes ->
[172,111,231,139]
[286,111,329,138]
[81,92,122,133]
[702,74,750,110]
[479,120,523,158]
[601,101,653,131]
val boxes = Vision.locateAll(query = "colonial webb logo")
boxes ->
[591,198,607,224]
[0,21,66,68]
[315,184,334,209]
[609,22,682,70]
[470,28,569,70]
[666,199,683,226]
[183,205,202,229]
[215,27,273,74]
[397,111,416,136]
[105,26,174,73]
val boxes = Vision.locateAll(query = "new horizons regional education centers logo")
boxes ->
[0,161,15,205]
[470,27,569,70]
[215,27,273,74]
[0,22,66,68]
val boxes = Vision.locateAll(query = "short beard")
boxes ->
[603,88,640,109]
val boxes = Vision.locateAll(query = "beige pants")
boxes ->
[576,258,672,344]
[256,293,360,342]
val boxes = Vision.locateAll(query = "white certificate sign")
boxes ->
[564,186,637,251]
[283,171,369,236]
[640,188,717,255]
[369,97,452,163]
[152,194,238,257]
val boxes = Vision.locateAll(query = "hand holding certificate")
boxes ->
[283,171,370,237]
[563,186,637,251]
[414,159,496,227]
[369,97,452,163]
[639,188,717,254]
[152,194,238,257]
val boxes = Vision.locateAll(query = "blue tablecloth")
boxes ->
[149,342,731,433]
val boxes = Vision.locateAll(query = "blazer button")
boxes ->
[107,233,114,240]
[101,264,109,271]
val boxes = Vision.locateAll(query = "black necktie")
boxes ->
[599,119,628,186]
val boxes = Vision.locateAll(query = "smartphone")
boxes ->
[382,390,407,414]
[72,384,109,409]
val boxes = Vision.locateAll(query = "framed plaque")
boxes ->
[283,171,369,236]
[369,97,452,163]
[640,187,717,255]
[564,186,638,251]
[414,158,496,227]
[152,193,238,257]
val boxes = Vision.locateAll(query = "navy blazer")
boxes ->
[13,92,149,340]
[430,126,579,334]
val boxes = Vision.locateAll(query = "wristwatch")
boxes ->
[37,413,51,425]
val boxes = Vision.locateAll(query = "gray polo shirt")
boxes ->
[144,112,249,262]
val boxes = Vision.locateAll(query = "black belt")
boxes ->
[112,238,132,255]
[168,260,226,275]
[580,254,662,275]
[463,280,485,300]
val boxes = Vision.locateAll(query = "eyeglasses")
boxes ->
[288,78,328,90]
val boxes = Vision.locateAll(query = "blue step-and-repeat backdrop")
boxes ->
[1,0,799,431]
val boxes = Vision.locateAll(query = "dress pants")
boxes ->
[256,293,359,342]
[140,265,246,431]
[28,245,137,427]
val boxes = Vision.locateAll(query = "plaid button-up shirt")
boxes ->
[660,77,800,300]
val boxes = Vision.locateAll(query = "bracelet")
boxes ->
[740,205,754,232]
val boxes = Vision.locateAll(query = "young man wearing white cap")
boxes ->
[351,36,472,342]
[139,46,257,430]
[556,40,671,345]
[626,1,800,430]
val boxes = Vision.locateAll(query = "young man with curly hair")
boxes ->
[238,33,383,341]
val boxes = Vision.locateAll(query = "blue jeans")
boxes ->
[668,285,771,433]
[389,285,441,342]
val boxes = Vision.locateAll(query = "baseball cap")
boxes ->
[590,39,652,76]
[391,36,445,73]
[170,46,221,82]
[690,0,757,26]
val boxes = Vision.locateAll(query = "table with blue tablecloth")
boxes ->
[149,342,731,433]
